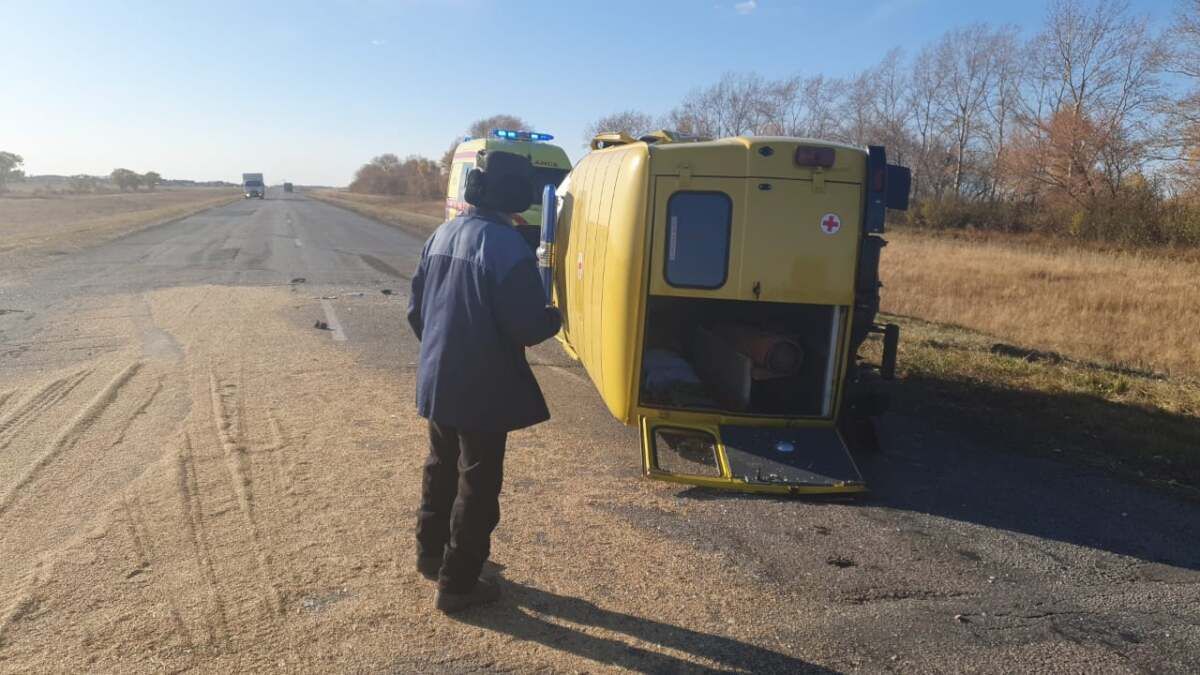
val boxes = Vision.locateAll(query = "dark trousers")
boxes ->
[416,420,507,593]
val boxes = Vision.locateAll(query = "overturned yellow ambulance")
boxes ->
[546,131,909,495]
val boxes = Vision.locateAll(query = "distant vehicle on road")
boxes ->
[242,173,265,199]
[283,182,294,193]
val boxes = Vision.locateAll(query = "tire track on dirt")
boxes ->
[175,431,231,646]
[100,375,164,455]
[0,369,92,454]
[265,413,297,498]
[0,362,139,518]
[120,493,195,652]
[0,560,52,648]
[207,367,284,616]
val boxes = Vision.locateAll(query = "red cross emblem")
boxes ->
[820,213,841,235]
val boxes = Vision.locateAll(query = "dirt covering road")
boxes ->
[0,188,239,271]
[0,190,1197,673]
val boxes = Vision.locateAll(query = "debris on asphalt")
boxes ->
[318,295,338,300]
[825,555,855,568]
[314,320,329,330]
[346,292,364,297]
[954,614,969,623]
[290,277,306,284]
[381,289,393,295]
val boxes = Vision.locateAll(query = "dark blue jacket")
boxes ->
[407,211,562,432]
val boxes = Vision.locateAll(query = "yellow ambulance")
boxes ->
[546,131,909,495]
[446,129,571,245]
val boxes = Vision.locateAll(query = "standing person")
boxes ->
[407,150,561,613]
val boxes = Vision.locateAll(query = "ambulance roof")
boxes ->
[638,135,867,178]
[453,135,571,170]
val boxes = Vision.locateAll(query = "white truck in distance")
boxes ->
[242,173,265,199]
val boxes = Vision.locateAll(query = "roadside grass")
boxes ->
[308,190,443,238]
[880,229,1200,379]
[0,188,240,263]
[862,313,1200,497]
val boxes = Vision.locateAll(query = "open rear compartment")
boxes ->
[639,296,843,417]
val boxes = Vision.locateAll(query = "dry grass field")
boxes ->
[874,229,1199,493]
[0,188,239,267]
[881,229,1200,380]
[307,190,443,237]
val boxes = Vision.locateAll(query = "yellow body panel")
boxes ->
[554,144,651,422]
[556,136,867,424]
[445,136,571,227]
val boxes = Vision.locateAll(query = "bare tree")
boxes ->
[865,49,916,164]
[467,114,531,139]
[583,110,657,145]
[1165,0,1200,191]
[667,73,771,137]
[1016,0,1168,202]
[908,46,953,199]
[933,24,1004,197]
[350,154,443,198]
[982,27,1023,199]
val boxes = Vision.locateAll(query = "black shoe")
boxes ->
[435,577,501,614]
[417,555,442,581]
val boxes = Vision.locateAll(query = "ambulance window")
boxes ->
[456,163,473,201]
[665,192,731,289]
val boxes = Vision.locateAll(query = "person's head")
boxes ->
[464,150,533,215]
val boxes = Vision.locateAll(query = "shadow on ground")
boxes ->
[682,373,1200,572]
[455,580,838,674]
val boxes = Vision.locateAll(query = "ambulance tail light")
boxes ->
[865,146,913,234]
[794,146,836,168]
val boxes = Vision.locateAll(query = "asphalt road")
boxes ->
[1,188,1197,673]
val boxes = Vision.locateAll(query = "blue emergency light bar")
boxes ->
[492,129,555,142]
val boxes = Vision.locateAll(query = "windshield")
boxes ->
[531,167,568,204]
[244,180,263,187]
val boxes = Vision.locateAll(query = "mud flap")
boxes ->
[640,418,866,495]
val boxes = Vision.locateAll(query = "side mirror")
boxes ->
[885,165,911,211]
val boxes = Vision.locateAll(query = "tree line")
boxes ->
[590,0,1200,247]
[348,115,531,199]
[0,152,166,195]
[109,168,162,192]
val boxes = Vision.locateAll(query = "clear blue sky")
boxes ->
[2,0,1181,186]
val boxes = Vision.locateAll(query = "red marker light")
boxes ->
[794,146,836,168]
[871,167,886,192]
